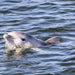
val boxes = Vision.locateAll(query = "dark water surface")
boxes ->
[0,0,75,75]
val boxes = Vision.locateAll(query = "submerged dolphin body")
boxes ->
[3,31,60,52]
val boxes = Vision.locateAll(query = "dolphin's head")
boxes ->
[3,31,60,51]
[3,31,33,50]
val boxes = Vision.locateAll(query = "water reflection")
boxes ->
[4,48,35,60]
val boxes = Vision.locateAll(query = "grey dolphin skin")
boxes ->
[3,31,60,50]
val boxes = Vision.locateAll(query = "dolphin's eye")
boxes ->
[21,38,26,41]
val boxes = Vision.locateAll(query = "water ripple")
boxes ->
[0,0,75,75]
